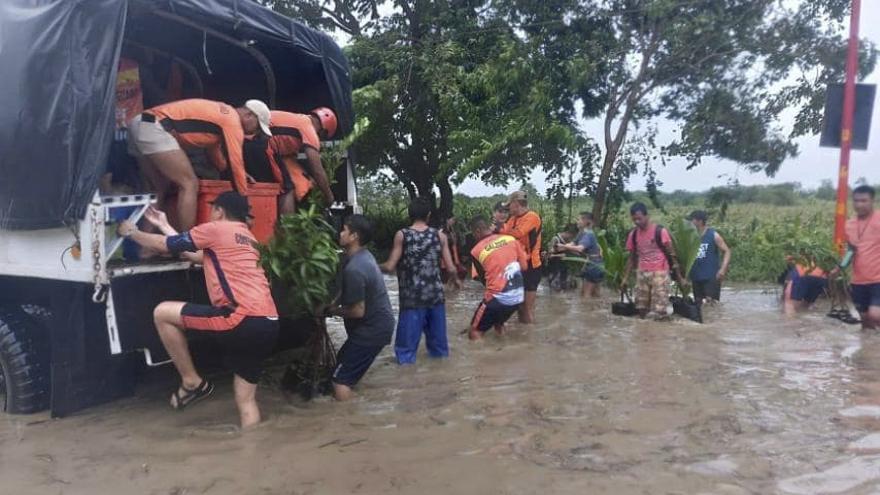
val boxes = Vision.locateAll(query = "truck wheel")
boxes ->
[0,306,50,414]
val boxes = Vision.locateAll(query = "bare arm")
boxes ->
[439,231,462,288]
[329,301,365,319]
[142,207,204,264]
[304,147,335,205]
[380,230,404,273]
[715,232,731,280]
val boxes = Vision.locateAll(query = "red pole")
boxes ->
[834,0,862,253]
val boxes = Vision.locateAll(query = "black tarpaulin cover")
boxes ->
[0,0,352,230]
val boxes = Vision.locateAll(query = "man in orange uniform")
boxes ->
[468,216,528,340]
[265,108,338,213]
[128,98,272,229]
[117,192,278,429]
[499,191,542,323]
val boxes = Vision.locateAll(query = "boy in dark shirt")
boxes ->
[329,215,396,400]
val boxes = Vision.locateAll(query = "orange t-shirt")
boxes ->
[189,221,277,317]
[145,99,248,194]
[500,210,543,269]
[846,211,880,284]
[266,111,321,197]
[470,234,528,305]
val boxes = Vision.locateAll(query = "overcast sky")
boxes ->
[452,5,880,196]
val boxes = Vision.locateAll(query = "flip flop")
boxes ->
[171,379,214,411]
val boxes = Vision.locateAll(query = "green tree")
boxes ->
[502,0,876,224]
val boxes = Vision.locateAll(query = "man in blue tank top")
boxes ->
[381,197,459,364]
[688,211,731,303]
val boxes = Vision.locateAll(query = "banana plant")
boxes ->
[597,231,630,294]
[667,218,701,299]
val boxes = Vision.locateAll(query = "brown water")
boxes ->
[3,280,880,494]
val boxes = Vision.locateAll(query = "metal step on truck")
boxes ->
[0,0,356,417]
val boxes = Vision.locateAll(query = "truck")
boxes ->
[0,0,356,417]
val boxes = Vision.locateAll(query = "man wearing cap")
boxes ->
[499,191,542,323]
[128,98,272,230]
[265,108,338,213]
[688,210,732,303]
[117,191,278,429]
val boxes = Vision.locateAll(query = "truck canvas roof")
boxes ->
[0,0,353,230]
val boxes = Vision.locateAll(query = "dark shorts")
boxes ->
[692,279,721,301]
[851,283,880,313]
[790,275,827,304]
[332,340,385,387]
[470,298,520,332]
[581,263,605,284]
[182,304,279,384]
[523,268,541,292]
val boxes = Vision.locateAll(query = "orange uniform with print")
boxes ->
[500,211,543,269]
[846,211,880,284]
[470,234,528,305]
[144,99,249,194]
[266,111,321,200]
[188,221,277,318]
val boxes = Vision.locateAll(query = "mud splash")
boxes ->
[2,282,879,494]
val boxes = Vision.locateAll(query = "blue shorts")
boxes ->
[851,283,880,313]
[581,263,605,283]
[470,298,519,332]
[790,273,827,303]
[332,340,385,387]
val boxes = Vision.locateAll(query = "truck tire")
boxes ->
[0,306,50,414]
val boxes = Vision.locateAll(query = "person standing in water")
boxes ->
[687,210,731,304]
[381,198,459,364]
[622,203,687,319]
[330,215,395,400]
[468,216,528,341]
[560,212,605,298]
[499,191,542,323]
[832,185,880,329]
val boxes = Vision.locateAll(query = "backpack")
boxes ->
[628,224,679,281]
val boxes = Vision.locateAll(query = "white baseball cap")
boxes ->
[244,99,272,136]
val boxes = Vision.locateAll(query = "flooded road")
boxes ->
[3,280,880,494]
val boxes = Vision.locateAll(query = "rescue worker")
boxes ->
[117,193,278,429]
[266,108,338,213]
[128,98,272,230]
[499,191,543,323]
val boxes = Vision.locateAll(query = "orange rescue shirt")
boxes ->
[266,111,321,196]
[189,221,277,317]
[145,99,249,194]
[500,210,543,269]
[846,211,880,284]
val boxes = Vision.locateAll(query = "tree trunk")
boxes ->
[592,146,619,227]
[437,176,454,221]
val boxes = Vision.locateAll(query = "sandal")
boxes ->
[171,379,214,411]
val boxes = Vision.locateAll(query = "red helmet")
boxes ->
[310,107,338,139]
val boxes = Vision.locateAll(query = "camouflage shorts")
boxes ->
[636,270,670,315]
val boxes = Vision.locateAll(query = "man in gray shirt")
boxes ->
[329,215,395,400]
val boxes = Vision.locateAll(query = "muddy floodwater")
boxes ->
[5,280,880,494]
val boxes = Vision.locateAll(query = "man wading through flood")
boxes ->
[381,197,459,364]
[622,203,687,320]
[499,191,542,323]
[687,210,731,304]
[468,216,528,340]
[117,192,278,429]
[328,215,395,400]
[833,185,880,329]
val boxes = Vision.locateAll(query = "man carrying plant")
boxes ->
[265,108,338,213]
[622,203,687,319]
[832,185,880,329]
[468,216,528,341]
[380,198,459,364]
[117,192,278,429]
[329,215,395,400]
[499,191,542,323]
[687,210,731,304]
[560,212,605,298]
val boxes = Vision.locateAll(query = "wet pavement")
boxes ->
[2,280,880,494]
